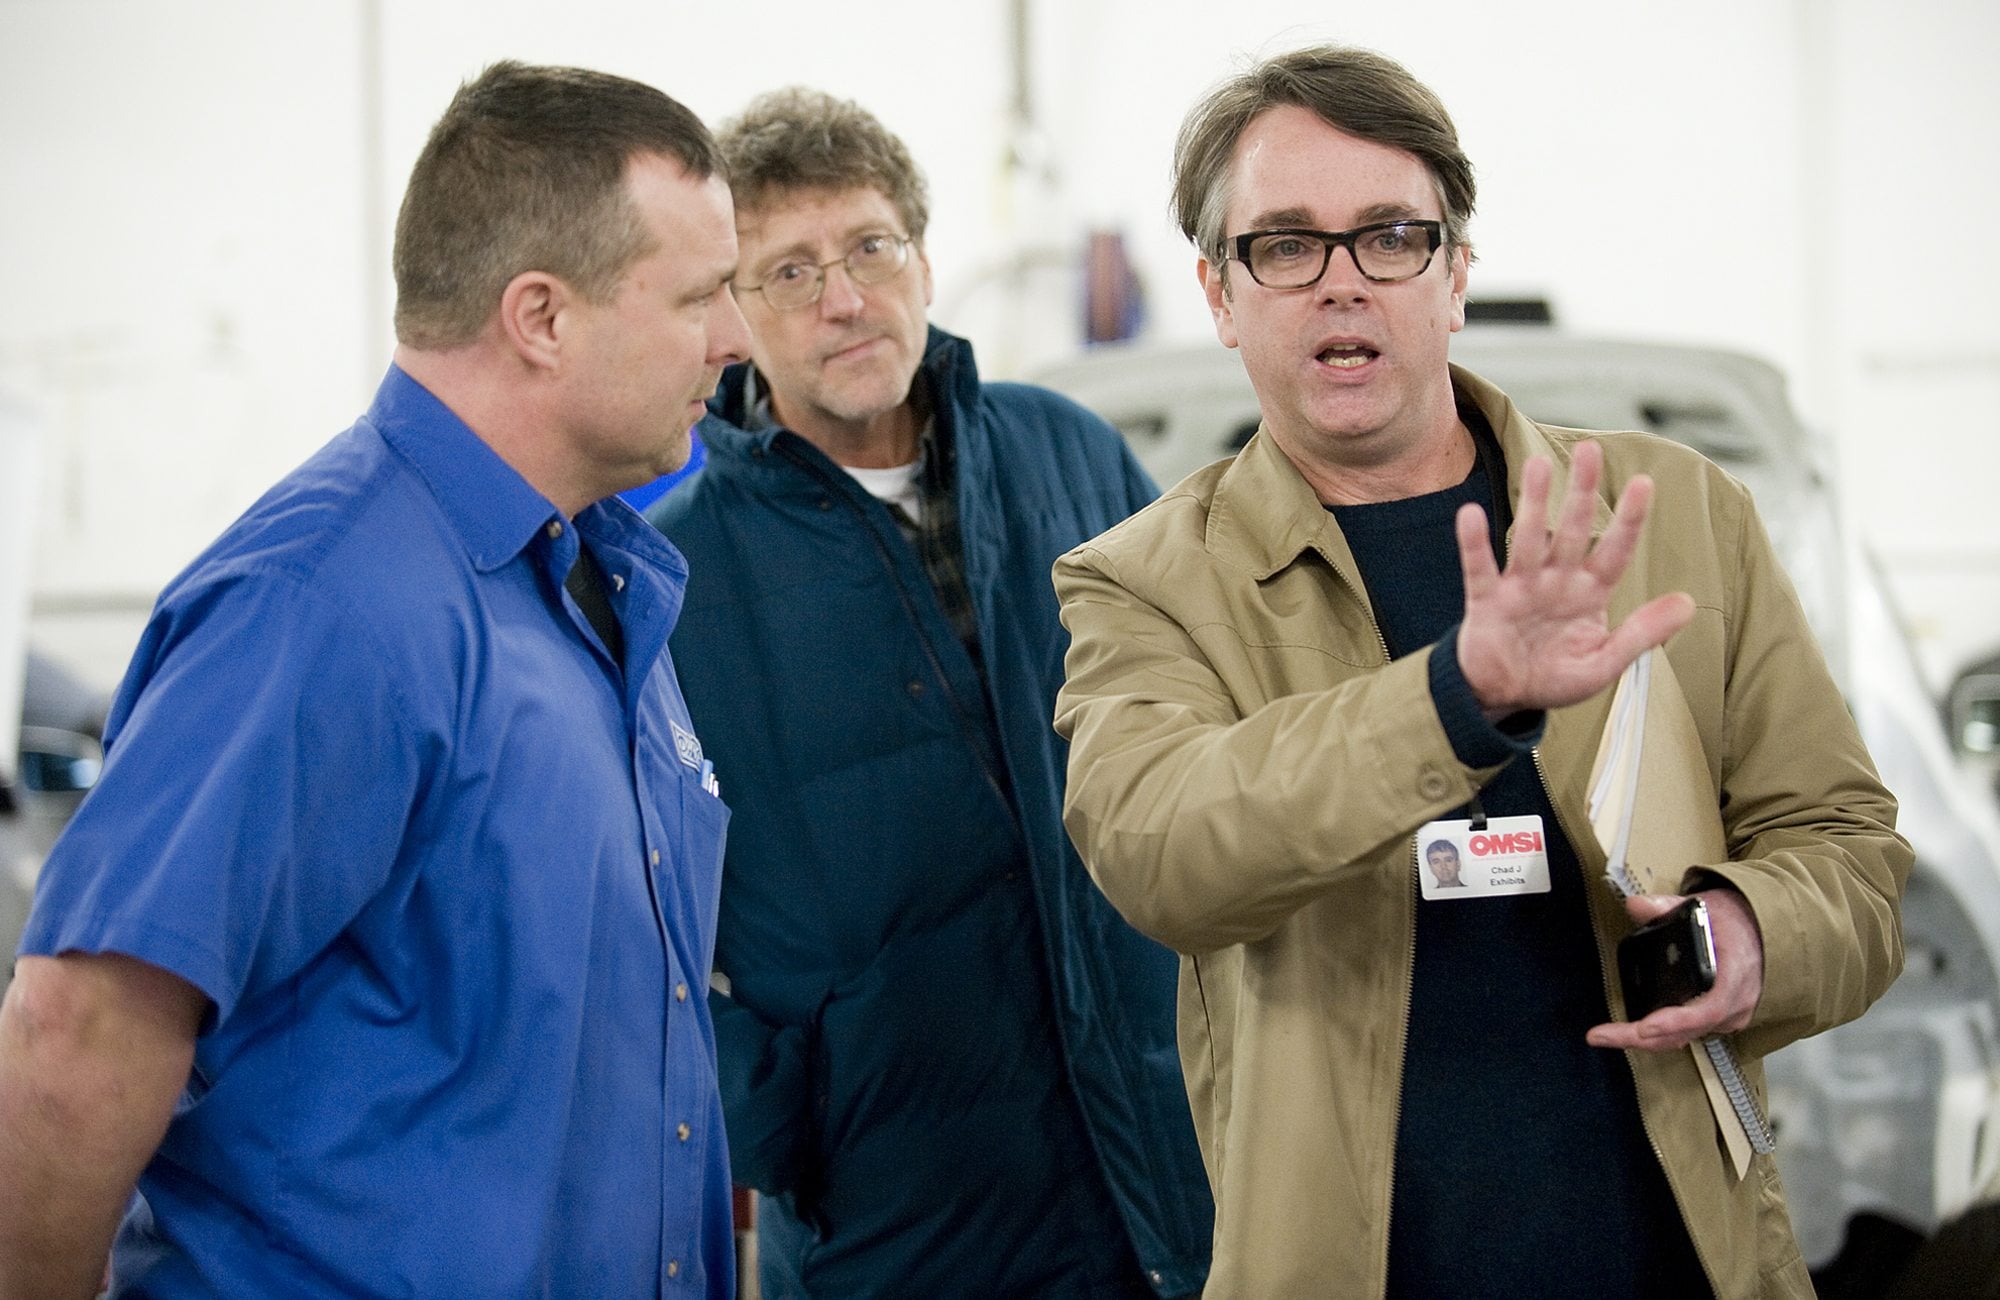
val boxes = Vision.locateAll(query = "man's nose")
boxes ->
[713,289,752,366]
[818,262,866,318]
[1315,242,1370,301]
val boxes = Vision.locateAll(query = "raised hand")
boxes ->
[1455,440,1694,718]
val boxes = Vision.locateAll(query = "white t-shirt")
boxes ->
[842,457,924,524]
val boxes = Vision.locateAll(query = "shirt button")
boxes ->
[546,520,563,539]
[677,1122,691,1142]
[906,680,924,697]
[650,849,661,866]
[1150,1272,1164,1286]
[818,496,833,511]
[611,573,625,591]
[675,982,689,1002]
[1418,767,1451,801]
[667,1260,680,1278]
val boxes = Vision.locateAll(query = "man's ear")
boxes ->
[498,271,566,370]
[1197,256,1238,350]
[1447,243,1471,334]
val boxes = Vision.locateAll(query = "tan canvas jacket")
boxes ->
[1052,366,1911,1299]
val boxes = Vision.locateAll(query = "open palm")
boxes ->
[1456,440,1695,717]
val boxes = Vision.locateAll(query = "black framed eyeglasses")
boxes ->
[1229,220,1444,288]
[735,232,915,311]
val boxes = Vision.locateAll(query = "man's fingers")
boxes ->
[1587,1020,1681,1051]
[1548,441,1602,566]
[1456,502,1500,597]
[1510,456,1553,568]
[1595,1004,1718,1052]
[1603,592,1696,664]
[1622,892,1686,924]
[1543,593,1690,707]
[1584,473,1656,583]
[1587,988,1737,1052]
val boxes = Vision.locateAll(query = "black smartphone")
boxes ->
[1616,896,1718,1020]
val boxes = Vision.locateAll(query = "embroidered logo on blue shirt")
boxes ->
[670,719,704,769]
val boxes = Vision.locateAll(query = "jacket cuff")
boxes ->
[712,991,812,1194]
[1430,623,1544,768]
[1674,863,1810,1060]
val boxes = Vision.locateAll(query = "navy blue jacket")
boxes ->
[649,328,1212,1297]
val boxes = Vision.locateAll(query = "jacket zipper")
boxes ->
[1312,542,1410,1295]
[1531,745,1723,1295]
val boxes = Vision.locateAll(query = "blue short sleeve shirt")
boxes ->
[20,365,733,1297]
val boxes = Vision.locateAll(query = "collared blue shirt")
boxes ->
[21,365,733,1298]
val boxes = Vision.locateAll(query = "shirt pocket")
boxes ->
[667,761,730,973]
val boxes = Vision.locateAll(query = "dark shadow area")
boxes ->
[1814,1205,2000,1300]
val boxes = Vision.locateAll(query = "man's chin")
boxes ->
[646,433,694,480]
[820,375,916,426]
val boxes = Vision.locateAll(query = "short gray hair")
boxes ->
[716,86,930,239]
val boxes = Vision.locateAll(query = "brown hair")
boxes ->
[716,86,929,240]
[1172,46,1476,270]
[392,60,721,349]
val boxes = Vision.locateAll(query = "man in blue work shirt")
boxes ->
[650,88,1211,1299]
[0,62,750,1298]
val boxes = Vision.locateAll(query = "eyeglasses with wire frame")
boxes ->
[1229,220,1444,289]
[735,232,916,311]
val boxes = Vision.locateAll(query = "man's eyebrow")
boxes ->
[1241,201,1432,232]
[1243,206,1316,231]
[1354,201,1429,226]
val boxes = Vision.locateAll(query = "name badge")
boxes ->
[1415,815,1551,900]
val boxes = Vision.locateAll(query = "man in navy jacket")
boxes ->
[649,87,1212,1299]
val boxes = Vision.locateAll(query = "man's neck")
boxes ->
[394,341,597,518]
[1285,415,1478,507]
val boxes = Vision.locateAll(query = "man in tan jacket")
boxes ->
[1052,45,1910,1299]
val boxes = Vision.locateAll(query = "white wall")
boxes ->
[0,397,38,781]
[1813,0,2000,691]
[1,0,374,676]
[2,0,1994,690]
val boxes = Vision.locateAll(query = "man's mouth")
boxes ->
[1316,344,1378,369]
[828,335,885,363]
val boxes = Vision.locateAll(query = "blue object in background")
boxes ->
[1083,228,1145,345]
[619,425,707,512]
